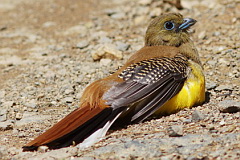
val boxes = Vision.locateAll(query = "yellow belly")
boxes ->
[154,61,205,115]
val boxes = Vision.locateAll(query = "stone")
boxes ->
[15,112,23,120]
[0,146,7,158]
[98,36,112,44]
[217,46,226,52]
[0,109,7,116]
[206,82,218,90]
[76,40,89,49]
[0,48,18,55]
[34,147,78,159]
[0,26,7,31]
[37,146,49,153]
[134,15,147,25]
[215,85,233,91]
[0,121,13,131]
[198,31,207,39]
[207,60,217,66]
[1,101,14,108]
[111,12,126,19]
[209,126,218,133]
[64,97,74,103]
[115,41,130,51]
[100,58,112,66]
[138,0,152,5]
[219,100,240,113]
[167,125,183,137]
[63,25,88,36]
[183,118,192,123]
[0,90,6,98]
[104,9,118,16]
[149,8,162,17]
[18,132,26,138]
[0,114,7,122]
[25,100,38,108]
[192,110,205,121]
[64,89,74,95]
[15,113,51,127]
[42,21,56,28]
[91,44,123,60]
[218,58,230,65]
[91,31,108,40]
[213,31,221,36]
[74,157,96,160]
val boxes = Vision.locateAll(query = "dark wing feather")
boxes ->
[131,79,184,123]
[103,54,189,123]
[104,75,172,107]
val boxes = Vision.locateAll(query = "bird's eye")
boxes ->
[164,21,175,30]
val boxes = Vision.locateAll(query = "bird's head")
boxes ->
[145,13,197,47]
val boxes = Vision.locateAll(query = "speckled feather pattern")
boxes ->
[119,54,189,84]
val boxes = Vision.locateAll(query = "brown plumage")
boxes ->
[23,13,205,151]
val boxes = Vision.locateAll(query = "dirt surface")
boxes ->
[0,0,239,159]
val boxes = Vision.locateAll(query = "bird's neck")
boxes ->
[178,40,202,66]
[145,39,202,66]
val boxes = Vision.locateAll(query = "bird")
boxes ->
[22,13,205,151]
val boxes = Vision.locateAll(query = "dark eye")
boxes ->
[164,21,175,30]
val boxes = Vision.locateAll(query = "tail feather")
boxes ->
[22,105,124,151]
[76,107,125,149]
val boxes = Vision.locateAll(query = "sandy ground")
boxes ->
[0,0,239,159]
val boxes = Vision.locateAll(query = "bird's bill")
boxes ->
[178,18,197,31]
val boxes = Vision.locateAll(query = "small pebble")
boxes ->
[209,127,218,133]
[42,21,56,28]
[0,121,13,131]
[64,89,74,95]
[111,12,126,19]
[100,58,112,66]
[64,97,74,103]
[215,85,233,91]
[1,101,14,108]
[198,31,207,39]
[138,0,152,5]
[192,110,205,122]
[76,40,89,49]
[219,100,240,113]
[92,44,123,60]
[207,60,217,66]
[98,36,112,44]
[15,113,23,120]
[134,15,147,25]
[213,31,221,36]
[25,101,38,108]
[167,125,183,137]
[0,114,7,122]
[115,41,130,51]
[104,9,118,16]
[37,146,49,153]
[206,82,218,90]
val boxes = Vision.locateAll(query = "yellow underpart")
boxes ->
[154,61,205,116]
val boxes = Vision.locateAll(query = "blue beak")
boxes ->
[178,18,197,31]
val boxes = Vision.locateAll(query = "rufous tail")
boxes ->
[22,105,124,151]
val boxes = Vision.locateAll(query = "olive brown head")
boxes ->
[145,13,197,47]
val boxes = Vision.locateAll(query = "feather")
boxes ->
[22,105,125,151]
[104,55,188,123]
